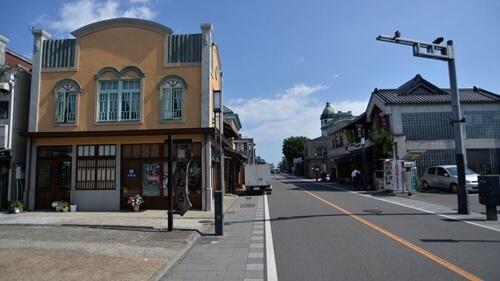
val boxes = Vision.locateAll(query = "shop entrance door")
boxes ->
[121,160,142,210]
[36,159,71,209]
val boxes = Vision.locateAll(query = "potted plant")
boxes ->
[127,194,144,212]
[52,201,70,212]
[10,200,23,214]
[60,201,70,212]
[52,201,61,211]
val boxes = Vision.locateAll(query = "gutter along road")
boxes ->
[267,175,500,281]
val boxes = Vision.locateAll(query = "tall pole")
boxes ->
[220,113,223,194]
[167,135,174,231]
[215,111,224,236]
[361,137,366,189]
[376,33,470,214]
[447,40,469,214]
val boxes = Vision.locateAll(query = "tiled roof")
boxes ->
[374,75,500,105]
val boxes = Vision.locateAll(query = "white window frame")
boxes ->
[54,80,80,125]
[97,79,142,122]
[160,79,185,121]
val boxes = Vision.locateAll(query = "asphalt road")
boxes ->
[268,175,500,281]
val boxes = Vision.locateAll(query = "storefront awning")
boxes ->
[402,150,426,161]
[20,127,216,138]
[224,147,247,160]
[333,151,362,164]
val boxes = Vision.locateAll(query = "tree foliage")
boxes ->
[255,156,266,164]
[371,127,393,161]
[282,136,307,168]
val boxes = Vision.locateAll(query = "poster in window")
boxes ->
[142,162,160,196]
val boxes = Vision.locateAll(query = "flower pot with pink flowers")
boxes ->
[127,194,144,212]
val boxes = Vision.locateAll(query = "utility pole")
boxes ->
[376,32,469,214]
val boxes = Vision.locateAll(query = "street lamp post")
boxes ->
[213,89,224,235]
[376,32,469,214]
[166,135,173,231]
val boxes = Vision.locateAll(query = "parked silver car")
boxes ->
[422,165,479,192]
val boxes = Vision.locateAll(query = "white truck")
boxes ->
[244,164,272,194]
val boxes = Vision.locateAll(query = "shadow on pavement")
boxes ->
[421,238,500,243]
[222,210,457,226]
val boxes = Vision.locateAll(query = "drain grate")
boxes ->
[240,203,255,208]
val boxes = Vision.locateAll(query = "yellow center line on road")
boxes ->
[301,188,483,281]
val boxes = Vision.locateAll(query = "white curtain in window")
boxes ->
[162,87,173,119]
[56,92,66,123]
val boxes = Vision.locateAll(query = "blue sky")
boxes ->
[2,0,499,164]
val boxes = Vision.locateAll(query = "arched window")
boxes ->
[160,76,187,120]
[95,66,144,122]
[54,79,81,124]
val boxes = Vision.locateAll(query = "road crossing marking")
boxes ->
[302,188,483,281]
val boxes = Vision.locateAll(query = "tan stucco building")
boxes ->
[24,18,224,211]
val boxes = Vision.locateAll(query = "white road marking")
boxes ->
[314,182,500,233]
[265,194,278,281]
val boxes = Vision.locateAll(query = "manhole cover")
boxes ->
[226,211,235,214]
[363,209,383,215]
[246,197,252,200]
[240,203,255,208]
[198,220,213,224]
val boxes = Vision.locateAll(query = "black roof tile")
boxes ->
[374,75,500,105]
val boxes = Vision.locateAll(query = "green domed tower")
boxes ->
[320,102,335,126]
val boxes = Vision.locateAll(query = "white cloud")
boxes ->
[332,74,340,79]
[228,84,368,164]
[33,0,156,36]
[128,0,151,3]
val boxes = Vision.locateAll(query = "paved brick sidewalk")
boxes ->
[161,195,265,281]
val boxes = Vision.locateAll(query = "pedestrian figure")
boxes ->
[351,169,361,190]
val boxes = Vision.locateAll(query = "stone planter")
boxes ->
[62,207,69,212]
[133,205,140,212]
[13,207,22,214]
[70,204,77,212]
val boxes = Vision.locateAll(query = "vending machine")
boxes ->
[384,159,403,191]
[383,159,417,192]
[403,161,418,194]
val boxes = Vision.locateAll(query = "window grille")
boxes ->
[76,145,116,190]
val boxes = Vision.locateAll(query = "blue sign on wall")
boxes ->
[126,168,137,178]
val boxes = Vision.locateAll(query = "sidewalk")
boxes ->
[160,195,265,281]
[0,195,238,231]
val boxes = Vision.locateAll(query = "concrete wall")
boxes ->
[72,190,120,211]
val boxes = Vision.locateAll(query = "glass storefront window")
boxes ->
[142,162,161,196]
[38,146,72,158]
